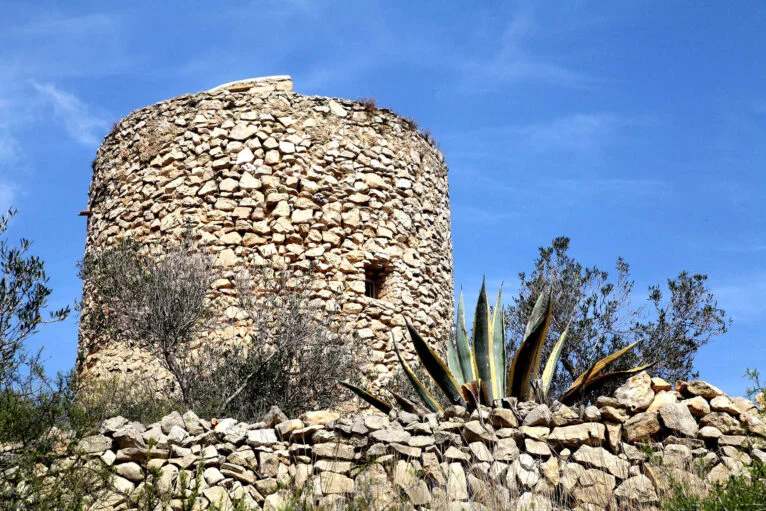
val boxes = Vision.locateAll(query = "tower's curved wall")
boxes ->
[78,76,454,391]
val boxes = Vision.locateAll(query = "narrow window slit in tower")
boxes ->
[364,263,389,300]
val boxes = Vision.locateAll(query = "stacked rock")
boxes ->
[78,76,454,393]
[71,373,764,510]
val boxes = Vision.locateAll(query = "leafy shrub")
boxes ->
[0,209,111,509]
[745,367,765,409]
[69,373,183,426]
[79,233,217,404]
[183,266,360,420]
[82,236,360,421]
[506,236,730,401]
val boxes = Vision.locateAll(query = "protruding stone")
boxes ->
[78,435,112,454]
[650,377,672,392]
[328,100,348,117]
[659,403,699,437]
[710,396,740,415]
[684,380,725,399]
[548,423,606,448]
[115,462,144,482]
[647,390,678,412]
[319,472,354,494]
[700,412,744,435]
[462,421,495,443]
[160,411,185,434]
[494,438,520,462]
[522,405,551,427]
[572,469,616,507]
[301,410,340,426]
[615,475,658,503]
[624,410,661,443]
[572,445,629,478]
[683,396,711,417]
[614,371,655,412]
[489,408,518,428]
[313,443,355,460]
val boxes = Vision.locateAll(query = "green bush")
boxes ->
[0,209,112,509]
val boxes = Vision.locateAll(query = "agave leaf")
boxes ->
[339,382,393,414]
[387,390,431,417]
[491,284,506,399]
[392,333,443,413]
[508,292,552,401]
[460,380,483,411]
[447,330,465,386]
[473,279,498,401]
[541,319,572,399]
[455,291,477,382]
[406,322,466,407]
[559,362,657,405]
[566,340,643,392]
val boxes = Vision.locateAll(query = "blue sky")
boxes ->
[1,1,764,396]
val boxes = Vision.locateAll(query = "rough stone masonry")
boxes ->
[77,76,454,391]
[72,373,766,510]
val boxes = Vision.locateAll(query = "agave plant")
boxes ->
[342,279,653,413]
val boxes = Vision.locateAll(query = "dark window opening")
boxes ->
[364,264,388,300]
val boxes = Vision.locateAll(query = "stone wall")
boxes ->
[78,76,454,391]
[74,373,766,510]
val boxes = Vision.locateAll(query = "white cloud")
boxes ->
[31,82,108,147]
[0,182,13,211]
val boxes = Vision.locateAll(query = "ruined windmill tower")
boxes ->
[77,76,454,392]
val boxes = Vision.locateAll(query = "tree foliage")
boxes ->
[79,234,216,404]
[0,209,110,509]
[185,266,360,420]
[505,236,730,399]
[82,236,359,421]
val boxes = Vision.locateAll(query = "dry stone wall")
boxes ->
[78,76,454,391]
[74,373,766,510]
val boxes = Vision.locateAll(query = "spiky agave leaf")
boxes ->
[460,379,489,411]
[507,291,552,401]
[559,362,657,405]
[541,319,572,400]
[447,330,465,386]
[565,340,643,392]
[455,291,477,383]
[392,333,443,413]
[387,389,432,417]
[473,279,497,401]
[339,382,393,414]
[491,284,506,399]
[460,379,490,410]
[406,322,466,407]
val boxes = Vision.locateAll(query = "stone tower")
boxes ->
[78,76,454,391]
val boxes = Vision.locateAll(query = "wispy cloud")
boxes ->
[12,13,118,37]
[452,205,520,224]
[0,183,13,212]
[31,82,108,146]
[455,6,601,91]
[0,127,20,164]
[714,272,766,325]
[553,178,669,198]
[512,113,654,153]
